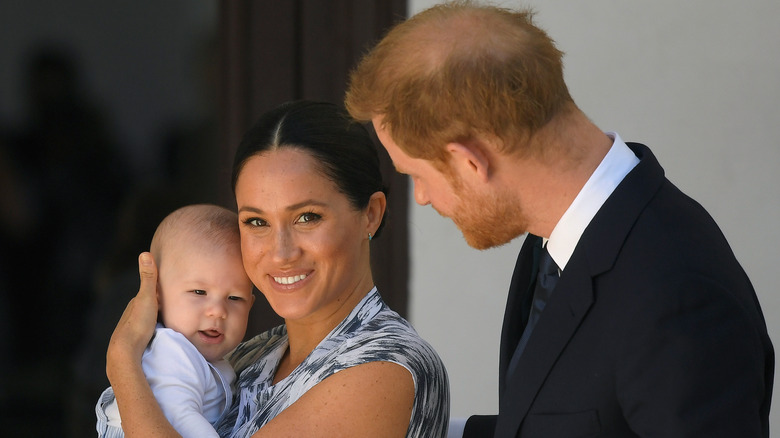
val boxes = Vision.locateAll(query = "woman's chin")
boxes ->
[266,300,312,322]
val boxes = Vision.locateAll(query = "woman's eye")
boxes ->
[192,290,207,296]
[297,212,321,224]
[241,217,266,227]
[243,217,266,227]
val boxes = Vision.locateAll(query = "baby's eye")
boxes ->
[296,212,321,224]
[228,295,244,301]
[192,290,207,296]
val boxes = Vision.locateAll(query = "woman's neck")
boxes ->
[273,281,373,383]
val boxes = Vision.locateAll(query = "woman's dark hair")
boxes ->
[232,100,388,238]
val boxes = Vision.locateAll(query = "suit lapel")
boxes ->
[494,143,666,437]
[496,257,595,436]
[499,234,542,398]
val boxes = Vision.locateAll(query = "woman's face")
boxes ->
[234,148,375,325]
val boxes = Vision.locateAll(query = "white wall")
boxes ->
[407,0,780,429]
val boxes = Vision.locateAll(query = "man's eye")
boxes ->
[297,212,321,224]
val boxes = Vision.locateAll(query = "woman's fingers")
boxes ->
[130,252,159,329]
[107,252,160,368]
[137,252,158,301]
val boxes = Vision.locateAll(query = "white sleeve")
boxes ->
[142,328,221,438]
[447,418,467,438]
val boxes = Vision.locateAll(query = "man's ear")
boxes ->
[446,140,491,182]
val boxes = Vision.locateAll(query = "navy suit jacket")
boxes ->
[464,143,773,437]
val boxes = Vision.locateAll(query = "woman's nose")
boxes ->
[271,228,300,262]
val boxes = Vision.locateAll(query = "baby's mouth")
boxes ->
[198,329,225,344]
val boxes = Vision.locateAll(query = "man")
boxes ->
[345,2,773,437]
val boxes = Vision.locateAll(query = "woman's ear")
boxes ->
[365,191,387,235]
[446,140,491,182]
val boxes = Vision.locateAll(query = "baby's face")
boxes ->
[158,240,254,363]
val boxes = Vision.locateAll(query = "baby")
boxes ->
[96,204,254,437]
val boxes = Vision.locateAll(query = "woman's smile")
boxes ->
[272,273,309,285]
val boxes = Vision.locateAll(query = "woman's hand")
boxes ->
[107,252,159,373]
[104,253,181,437]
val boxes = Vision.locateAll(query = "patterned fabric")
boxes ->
[214,287,449,438]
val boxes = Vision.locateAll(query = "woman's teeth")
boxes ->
[273,274,307,285]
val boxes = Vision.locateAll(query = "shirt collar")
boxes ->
[546,132,639,270]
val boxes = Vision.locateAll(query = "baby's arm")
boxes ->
[144,328,223,438]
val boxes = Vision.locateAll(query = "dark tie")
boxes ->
[507,245,560,372]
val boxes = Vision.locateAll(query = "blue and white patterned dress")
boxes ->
[214,287,449,438]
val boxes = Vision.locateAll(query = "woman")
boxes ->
[106,101,449,437]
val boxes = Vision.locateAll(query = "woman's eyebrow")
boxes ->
[238,199,329,215]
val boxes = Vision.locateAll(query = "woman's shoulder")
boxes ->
[331,298,446,375]
[338,297,451,437]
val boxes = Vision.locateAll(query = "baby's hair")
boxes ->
[150,204,240,267]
